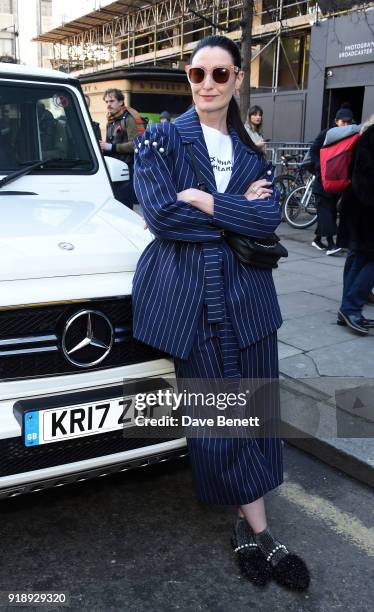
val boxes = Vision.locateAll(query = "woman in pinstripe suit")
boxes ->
[133,35,309,591]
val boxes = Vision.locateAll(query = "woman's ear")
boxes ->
[235,70,244,97]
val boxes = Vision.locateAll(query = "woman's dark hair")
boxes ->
[249,105,263,117]
[190,35,260,153]
[248,105,263,133]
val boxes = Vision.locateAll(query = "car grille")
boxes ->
[0,298,167,380]
[0,431,180,477]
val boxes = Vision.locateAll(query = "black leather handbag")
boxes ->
[184,143,288,270]
[224,231,288,269]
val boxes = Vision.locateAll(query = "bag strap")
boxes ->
[184,142,209,193]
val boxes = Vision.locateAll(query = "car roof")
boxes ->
[0,63,74,82]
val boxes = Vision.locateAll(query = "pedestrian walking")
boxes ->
[100,88,143,209]
[132,35,309,591]
[310,105,355,255]
[244,105,265,150]
[337,114,374,335]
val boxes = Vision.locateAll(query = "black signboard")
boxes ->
[325,9,374,66]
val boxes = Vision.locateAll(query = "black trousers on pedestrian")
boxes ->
[314,193,339,241]
[341,251,374,316]
[112,164,137,210]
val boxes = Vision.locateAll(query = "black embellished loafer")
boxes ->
[231,519,272,586]
[337,311,369,335]
[267,545,310,591]
[254,528,310,591]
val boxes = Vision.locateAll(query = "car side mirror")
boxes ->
[104,157,129,182]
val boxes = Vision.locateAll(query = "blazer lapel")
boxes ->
[174,107,217,193]
[225,127,258,194]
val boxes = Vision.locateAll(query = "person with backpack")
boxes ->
[336,115,374,335]
[100,88,144,209]
[309,105,355,255]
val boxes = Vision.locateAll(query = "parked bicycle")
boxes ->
[284,175,318,228]
[274,153,313,207]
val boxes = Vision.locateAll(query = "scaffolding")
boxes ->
[34,1,372,91]
[35,1,320,72]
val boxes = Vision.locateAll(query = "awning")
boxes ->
[34,0,160,43]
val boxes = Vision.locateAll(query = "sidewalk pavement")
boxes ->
[276,223,374,488]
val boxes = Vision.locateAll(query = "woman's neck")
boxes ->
[197,108,229,134]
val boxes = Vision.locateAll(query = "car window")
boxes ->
[0,83,95,172]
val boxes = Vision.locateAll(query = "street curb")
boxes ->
[278,373,374,489]
[283,423,374,489]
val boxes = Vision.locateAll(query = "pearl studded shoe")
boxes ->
[231,518,272,586]
[254,528,310,591]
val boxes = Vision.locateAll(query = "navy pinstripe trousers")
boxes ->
[174,306,283,506]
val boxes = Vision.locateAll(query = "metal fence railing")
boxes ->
[264,141,311,175]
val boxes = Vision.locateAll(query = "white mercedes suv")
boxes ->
[0,63,186,499]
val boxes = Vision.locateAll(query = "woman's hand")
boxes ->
[177,188,214,215]
[245,179,273,201]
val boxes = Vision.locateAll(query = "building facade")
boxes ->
[35,1,374,140]
[0,0,17,62]
[304,7,374,140]
[0,0,52,67]
[253,5,374,141]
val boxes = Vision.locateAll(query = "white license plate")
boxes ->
[24,394,138,447]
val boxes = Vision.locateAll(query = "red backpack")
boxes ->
[126,107,146,136]
[320,132,360,193]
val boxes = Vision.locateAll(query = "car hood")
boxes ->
[0,195,152,281]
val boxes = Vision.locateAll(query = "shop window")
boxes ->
[257,33,309,91]
[258,40,276,89]
[278,36,301,90]
[278,34,309,90]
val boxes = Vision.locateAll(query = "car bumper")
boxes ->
[0,358,186,499]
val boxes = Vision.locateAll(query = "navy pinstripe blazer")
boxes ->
[132,107,282,359]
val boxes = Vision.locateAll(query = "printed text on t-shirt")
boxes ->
[209,156,233,173]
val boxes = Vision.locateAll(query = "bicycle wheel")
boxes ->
[274,174,298,206]
[284,185,318,229]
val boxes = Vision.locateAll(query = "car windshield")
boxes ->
[0,82,95,173]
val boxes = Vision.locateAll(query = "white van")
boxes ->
[0,63,185,499]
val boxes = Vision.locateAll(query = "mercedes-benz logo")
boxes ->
[58,242,74,251]
[62,310,114,368]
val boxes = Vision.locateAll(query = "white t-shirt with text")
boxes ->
[201,123,233,193]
